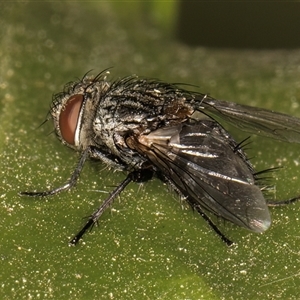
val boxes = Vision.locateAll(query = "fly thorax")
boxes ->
[93,110,120,155]
[93,108,148,168]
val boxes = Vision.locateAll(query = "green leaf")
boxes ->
[1,2,300,299]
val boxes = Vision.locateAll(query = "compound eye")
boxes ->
[59,94,84,145]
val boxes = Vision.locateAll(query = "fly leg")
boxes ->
[69,169,153,245]
[268,195,300,206]
[160,175,234,246]
[19,147,91,197]
[194,205,233,246]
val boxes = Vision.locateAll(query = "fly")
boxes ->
[20,70,300,246]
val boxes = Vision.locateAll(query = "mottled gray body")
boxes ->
[51,73,295,233]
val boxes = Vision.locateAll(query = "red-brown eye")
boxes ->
[59,94,84,145]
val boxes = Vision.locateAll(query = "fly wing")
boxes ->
[197,96,300,143]
[135,120,271,233]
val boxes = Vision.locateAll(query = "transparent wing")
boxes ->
[197,96,300,143]
[133,120,271,233]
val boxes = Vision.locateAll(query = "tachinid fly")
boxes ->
[21,70,300,246]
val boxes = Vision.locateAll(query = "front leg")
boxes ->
[19,147,92,197]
